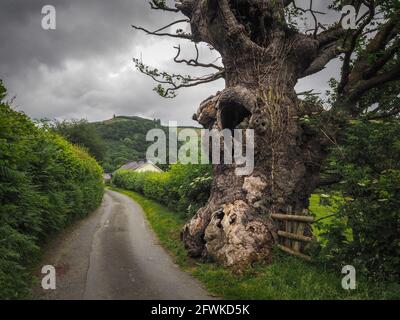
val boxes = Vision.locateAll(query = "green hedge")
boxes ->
[0,81,104,299]
[112,163,212,217]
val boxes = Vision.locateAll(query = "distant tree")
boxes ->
[52,119,106,161]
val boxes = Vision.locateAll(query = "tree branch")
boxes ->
[363,37,400,79]
[283,0,294,7]
[132,24,193,40]
[175,0,195,18]
[133,57,224,98]
[366,106,400,119]
[337,1,376,95]
[316,24,347,47]
[317,174,343,187]
[214,0,263,51]
[158,71,225,98]
[153,19,190,33]
[291,0,327,37]
[173,44,224,71]
[149,0,179,12]
[301,43,344,78]
[334,8,400,111]
[347,63,400,103]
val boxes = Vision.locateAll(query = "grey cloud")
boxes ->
[0,0,341,126]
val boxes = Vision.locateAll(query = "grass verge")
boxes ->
[111,187,399,300]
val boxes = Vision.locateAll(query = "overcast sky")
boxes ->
[0,0,340,126]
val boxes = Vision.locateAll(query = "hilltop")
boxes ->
[90,116,164,172]
[90,115,200,172]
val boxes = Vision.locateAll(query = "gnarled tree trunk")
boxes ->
[180,0,329,270]
[135,0,399,271]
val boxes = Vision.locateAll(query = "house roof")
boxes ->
[118,161,145,171]
[117,160,163,172]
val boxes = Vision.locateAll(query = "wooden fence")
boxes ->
[271,210,315,261]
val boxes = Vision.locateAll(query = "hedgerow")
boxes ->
[0,81,104,299]
[112,163,212,217]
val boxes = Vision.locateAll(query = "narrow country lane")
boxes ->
[34,189,214,300]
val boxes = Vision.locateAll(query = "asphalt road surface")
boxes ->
[34,189,214,300]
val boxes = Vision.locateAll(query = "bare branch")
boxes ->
[162,70,225,98]
[153,19,189,33]
[297,89,321,96]
[291,0,327,37]
[173,44,224,71]
[131,24,193,40]
[149,0,179,13]
[133,57,224,98]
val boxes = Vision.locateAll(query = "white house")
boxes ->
[116,160,163,173]
[103,173,112,182]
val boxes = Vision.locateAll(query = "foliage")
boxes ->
[112,117,400,283]
[52,115,202,174]
[319,119,400,282]
[113,188,400,300]
[112,163,212,217]
[91,116,164,172]
[50,119,106,162]
[0,81,104,299]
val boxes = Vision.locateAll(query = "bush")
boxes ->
[50,119,106,162]
[0,81,104,299]
[112,163,212,217]
[319,119,400,282]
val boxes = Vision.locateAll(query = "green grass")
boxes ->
[111,187,400,300]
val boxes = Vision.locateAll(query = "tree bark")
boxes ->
[180,0,328,271]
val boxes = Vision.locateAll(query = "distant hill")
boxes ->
[90,116,164,172]
[91,115,200,172]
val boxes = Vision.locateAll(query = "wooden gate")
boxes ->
[271,210,315,261]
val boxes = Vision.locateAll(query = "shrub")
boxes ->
[0,81,104,299]
[112,163,212,217]
[319,119,400,282]
[50,119,106,162]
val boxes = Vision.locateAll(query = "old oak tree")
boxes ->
[132,0,400,270]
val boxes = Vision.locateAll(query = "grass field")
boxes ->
[111,187,400,300]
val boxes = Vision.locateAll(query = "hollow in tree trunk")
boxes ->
[135,0,399,271]
[180,0,328,270]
